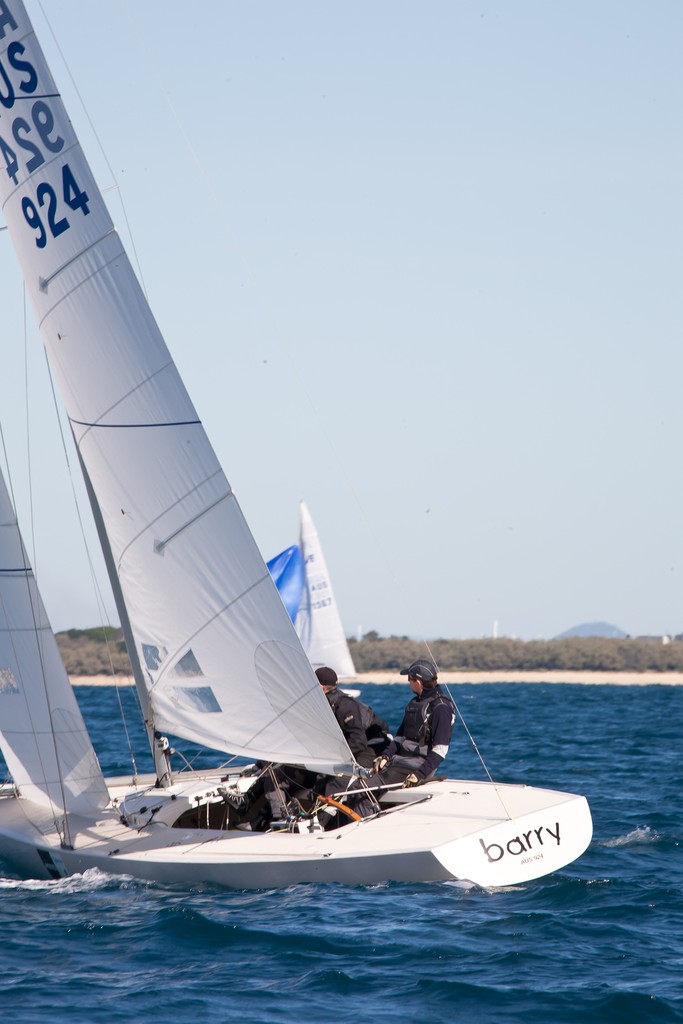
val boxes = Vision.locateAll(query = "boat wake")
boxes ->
[0,867,136,893]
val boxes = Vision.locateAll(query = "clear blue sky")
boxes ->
[1,1,682,641]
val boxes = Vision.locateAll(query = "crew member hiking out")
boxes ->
[371,658,455,788]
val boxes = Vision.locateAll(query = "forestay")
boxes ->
[0,2,352,772]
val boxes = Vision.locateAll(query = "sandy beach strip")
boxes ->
[349,671,683,686]
[70,670,683,687]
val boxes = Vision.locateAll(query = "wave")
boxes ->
[601,825,662,848]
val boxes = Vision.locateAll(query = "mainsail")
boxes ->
[294,501,356,676]
[0,468,108,814]
[0,2,352,772]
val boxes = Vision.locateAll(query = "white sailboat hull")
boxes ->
[0,775,592,889]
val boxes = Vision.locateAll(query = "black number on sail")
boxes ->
[32,100,65,154]
[37,181,68,239]
[21,163,90,247]
[12,116,45,172]
[0,133,18,183]
[0,100,65,185]
[62,163,89,216]
[21,194,46,247]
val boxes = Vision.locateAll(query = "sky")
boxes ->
[0,0,682,641]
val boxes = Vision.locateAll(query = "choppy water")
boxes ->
[0,682,681,1023]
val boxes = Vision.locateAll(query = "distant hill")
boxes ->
[555,622,627,640]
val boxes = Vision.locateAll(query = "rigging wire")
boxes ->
[421,638,516,822]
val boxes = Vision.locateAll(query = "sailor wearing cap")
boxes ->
[372,659,455,788]
[315,666,387,769]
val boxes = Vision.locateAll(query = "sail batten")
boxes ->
[0,1,352,772]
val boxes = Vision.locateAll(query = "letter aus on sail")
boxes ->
[0,3,18,42]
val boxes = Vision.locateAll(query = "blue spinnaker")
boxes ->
[266,544,305,623]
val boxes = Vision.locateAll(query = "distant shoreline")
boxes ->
[69,670,683,687]
[350,670,683,686]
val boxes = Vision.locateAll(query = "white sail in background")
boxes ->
[0,3,352,772]
[0,470,108,814]
[295,501,356,676]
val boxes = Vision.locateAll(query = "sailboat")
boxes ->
[268,501,356,678]
[0,1,592,887]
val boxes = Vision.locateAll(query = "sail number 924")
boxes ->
[20,162,90,248]
[0,41,91,246]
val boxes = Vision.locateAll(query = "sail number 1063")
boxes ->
[20,162,90,249]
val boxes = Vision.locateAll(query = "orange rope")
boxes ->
[318,796,362,821]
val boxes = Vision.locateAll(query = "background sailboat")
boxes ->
[267,501,355,677]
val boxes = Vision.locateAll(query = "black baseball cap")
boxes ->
[400,659,437,683]
[315,666,338,687]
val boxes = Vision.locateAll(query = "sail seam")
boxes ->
[116,471,230,569]
[39,228,117,292]
[154,491,232,554]
[70,418,201,429]
[37,238,126,331]
[67,359,198,448]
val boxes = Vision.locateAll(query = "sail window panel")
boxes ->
[165,686,221,714]
[170,650,204,678]
[0,668,19,694]
[142,643,168,671]
[145,577,354,767]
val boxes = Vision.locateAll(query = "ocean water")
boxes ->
[0,682,681,1023]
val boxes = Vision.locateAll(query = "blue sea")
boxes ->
[0,681,681,1023]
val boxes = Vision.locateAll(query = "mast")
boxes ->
[78,452,171,786]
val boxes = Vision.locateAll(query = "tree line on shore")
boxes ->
[348,632,683,672]
[56,626,683,676]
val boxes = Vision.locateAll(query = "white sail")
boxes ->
[0,3,352,773]
[0,470,108,814]
[295,501,356,677]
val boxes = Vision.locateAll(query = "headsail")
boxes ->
[0,2,352,772]
[266,544,304,624]
[0,468,108,814]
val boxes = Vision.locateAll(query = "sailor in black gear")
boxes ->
[371,658,455,788]
[261,666,389,823]
[316,666,388,769]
